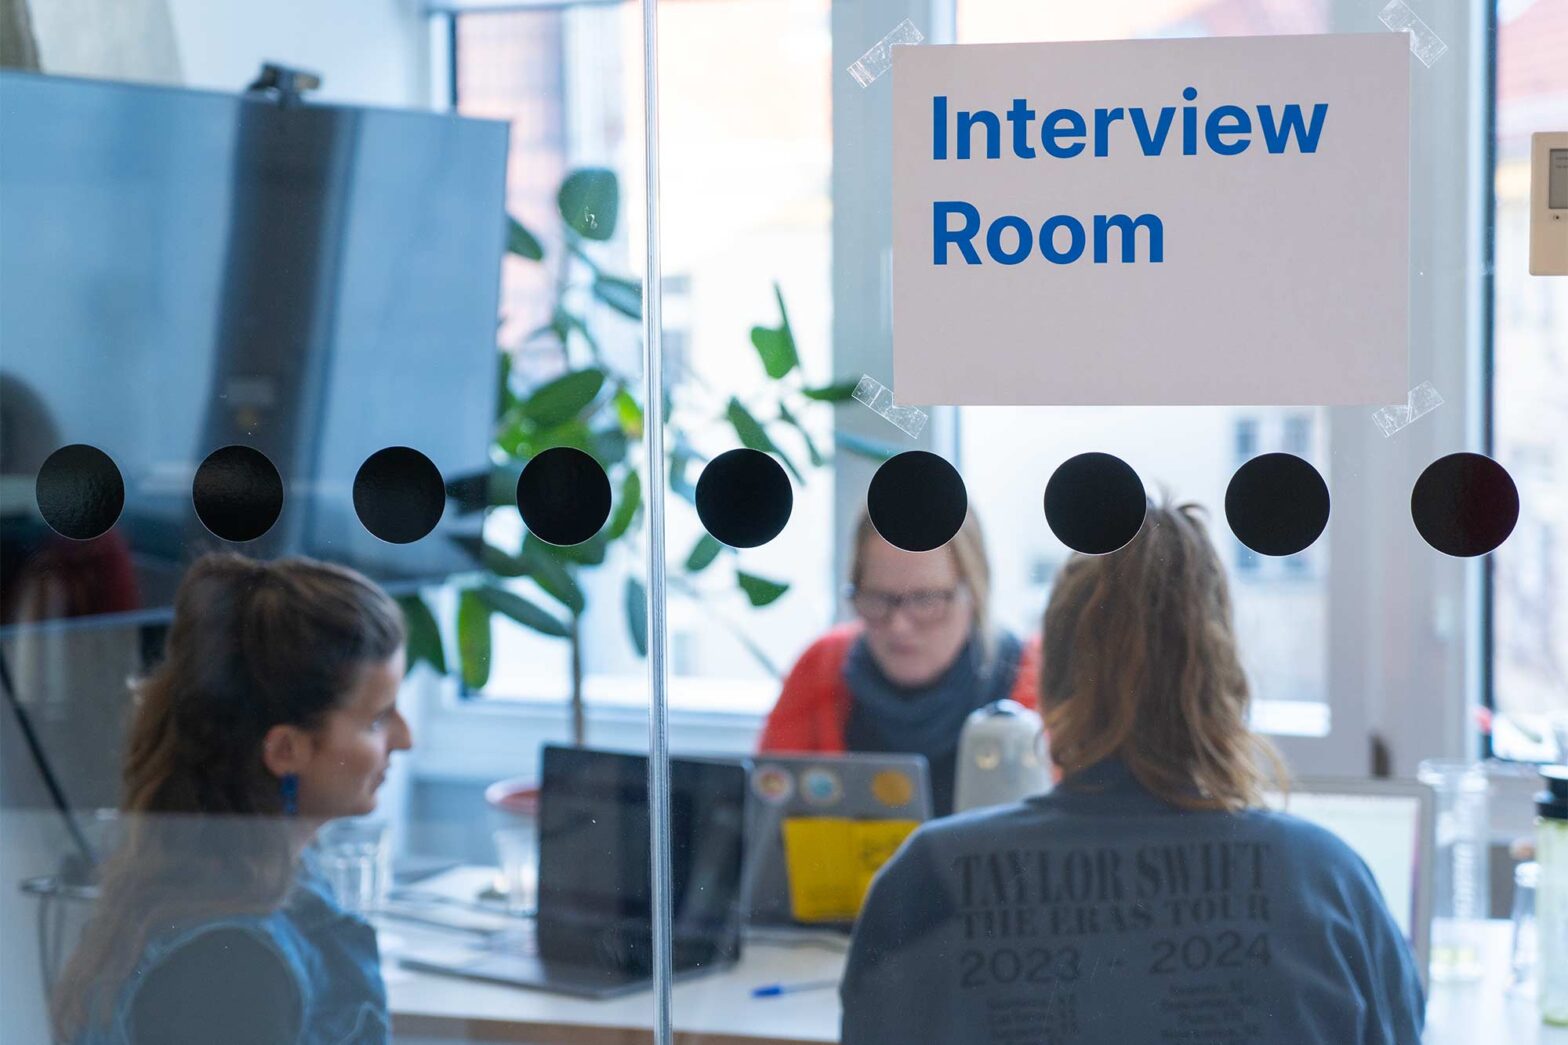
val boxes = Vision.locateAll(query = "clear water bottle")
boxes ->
[1535,766,1568,1023]
[1418,759,1490,982]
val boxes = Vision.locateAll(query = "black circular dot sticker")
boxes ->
[353,447,445,545]
[35,444,125,540]
[516,446,611,547]
[867,451,968,553]
[1225,453,1330,557]
[193,445,284,543]
[1043,452,1147,555]
[695,448,793,549]
[1411,452,1518,558]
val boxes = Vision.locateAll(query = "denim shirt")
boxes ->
[76,858,389,1045]
[841,758,1426,1045]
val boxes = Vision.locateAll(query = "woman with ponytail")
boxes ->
[53,553,411,1045]
[841,501,1424,1045]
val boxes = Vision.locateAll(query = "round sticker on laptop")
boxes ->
[800,767,843,807]
[750,766,794,806]
[870,769,915,809]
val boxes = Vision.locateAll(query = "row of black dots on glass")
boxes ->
[33,442,1519,559]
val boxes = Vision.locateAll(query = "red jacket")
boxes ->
[758,622,1041,753]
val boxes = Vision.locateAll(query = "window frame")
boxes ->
[430,0,1499,780]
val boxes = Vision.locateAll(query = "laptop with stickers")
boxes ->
[743,752,933,929]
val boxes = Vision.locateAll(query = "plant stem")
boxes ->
[569,611,585,746]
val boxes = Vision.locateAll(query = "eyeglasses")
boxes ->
[845,584,964,625]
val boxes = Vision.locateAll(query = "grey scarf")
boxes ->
[842,630,1023,816]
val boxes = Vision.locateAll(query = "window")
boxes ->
[1489,0,1568,761]
[450,1,836,713]
[956,0,1331,724]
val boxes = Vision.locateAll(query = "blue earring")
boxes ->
[280,773,299,816]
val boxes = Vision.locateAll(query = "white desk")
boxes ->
[384,869,1568,1044]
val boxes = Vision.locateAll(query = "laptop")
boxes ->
[743,752,932,929]
[400,745,748,998]
[1263,777,1435,990]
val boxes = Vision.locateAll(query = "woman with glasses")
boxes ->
[758,508,1038,816]
[840,502,1424,1044]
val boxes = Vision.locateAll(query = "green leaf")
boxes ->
[726,398,802,483]
[613,386,644,439]
[624,576,648,656]
[481,543,530,578]
[553,308,602,359]
[669,449,697,504]
[606,469,642,540]
[591,425,629,468]
[778,401,824,468]
[476,584,571,638]
[495,412,534,459]
[592,276,642,320]
[737,571,790,607]
[397,595,445,676]
[800,379,861,403]
[457,590,492,690]
[748,284,799,379]
[527,530,606,568]
[506,215,544,261]
[521,368,605,428]
[558,168,618,241]
[496,352,517,421]
[684,533,723,573]
[520,542,585,615]
[534,419,595,456]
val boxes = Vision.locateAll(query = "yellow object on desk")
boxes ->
[780,817,919,922]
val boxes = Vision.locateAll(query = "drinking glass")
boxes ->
[1511,860,1539,996]
[492,825,537,916]
[1418,759,1490,982]
[316,817,391,914]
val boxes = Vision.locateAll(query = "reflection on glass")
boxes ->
[49,554,411,1044]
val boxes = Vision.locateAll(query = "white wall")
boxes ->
[29,0,432,108]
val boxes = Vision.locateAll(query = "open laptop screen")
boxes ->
[1263,787,1424,942]
[537,745,746,973]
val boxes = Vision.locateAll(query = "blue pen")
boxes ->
[751,979,839,998]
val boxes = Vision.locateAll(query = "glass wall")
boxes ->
[2,1,1562,1044]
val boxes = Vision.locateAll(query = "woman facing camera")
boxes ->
[841,501,1423,1044]
[54,553,412,1045]
[759,508,1038,817]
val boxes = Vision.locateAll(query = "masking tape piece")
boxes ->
[853,374,929,439]
[1372,380,1445,437]
[847,19,925,88]
[1379,0,1449,68]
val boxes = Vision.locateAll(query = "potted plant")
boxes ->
[399,168,890,744]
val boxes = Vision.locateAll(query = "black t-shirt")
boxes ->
[130,928,301,1045]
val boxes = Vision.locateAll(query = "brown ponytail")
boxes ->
[52,553,404,1040]
[1040,500,1286,812]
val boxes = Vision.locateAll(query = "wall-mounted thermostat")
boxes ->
[1530,132,1568,276]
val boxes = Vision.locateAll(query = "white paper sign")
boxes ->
[892,34,1409,406]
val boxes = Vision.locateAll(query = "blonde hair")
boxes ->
[850,506,994,657]
[1039,500,1285,811]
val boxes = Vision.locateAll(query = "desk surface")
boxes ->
[385,869,1568,1045]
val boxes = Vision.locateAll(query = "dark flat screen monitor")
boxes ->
[0,71,508,632]
[537,745,747,975]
